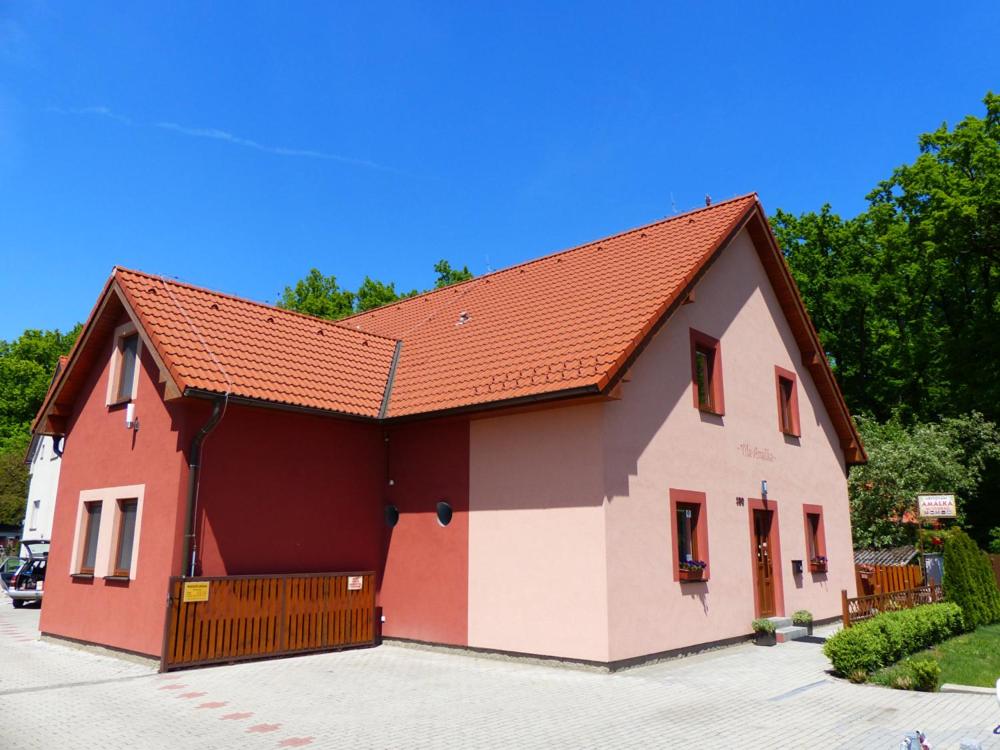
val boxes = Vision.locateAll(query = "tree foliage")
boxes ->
[848,413,1000,548]
[433,260,473,289]
[0,326,79,525]
[942,529,1000,629]
[279,260,472,320]
[774,92,1000,546]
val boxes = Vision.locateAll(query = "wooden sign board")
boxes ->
[182,581,210,603]
[917,493,956,518]
[347,576,363,591]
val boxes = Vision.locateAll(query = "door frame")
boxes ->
[747,498,785,618]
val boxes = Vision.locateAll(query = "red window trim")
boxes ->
[689,329,725,416]
[669,488,710,582]
[802,503,827,561]
[774,365,800,437]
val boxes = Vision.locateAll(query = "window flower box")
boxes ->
[809,556,828,573]
[678,560,707,582]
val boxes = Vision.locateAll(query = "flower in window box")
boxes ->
[678,559,707,581]
[809,555,828,573]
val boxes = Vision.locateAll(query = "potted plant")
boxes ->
[792,609,813,636]
[752,618,776,646]
[809,555,828,573]
[678,559,707,581]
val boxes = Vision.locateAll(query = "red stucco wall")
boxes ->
[379,418,469,645]
[193,404,385,577]
[40,325,192,657]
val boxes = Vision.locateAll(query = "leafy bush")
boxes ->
[792,610,813,626]
[751,618,776,634]
[943,529,1000,629]
[989,527,1000,554]
[823,603,964,676]
[907,658,941,691]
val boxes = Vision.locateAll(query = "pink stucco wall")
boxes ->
[468,404,609,662]
[604,227,853,661]
[467,228,855,663]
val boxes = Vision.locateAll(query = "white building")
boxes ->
[21,434,62,542]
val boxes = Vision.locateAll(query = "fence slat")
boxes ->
[162,571,375,671]
[842,582,940,628]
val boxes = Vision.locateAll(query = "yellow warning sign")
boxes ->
[182,581,210,603]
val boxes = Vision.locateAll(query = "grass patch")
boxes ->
[871,623,1000,689]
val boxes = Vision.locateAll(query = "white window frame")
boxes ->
[106,322,143,406]
[28,499,40,531]
[69,485,145,579]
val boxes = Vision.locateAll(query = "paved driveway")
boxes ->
[1,597,998,749]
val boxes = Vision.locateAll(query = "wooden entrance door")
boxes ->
[752,509,776,617]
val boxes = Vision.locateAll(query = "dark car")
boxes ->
[3,540,48,608]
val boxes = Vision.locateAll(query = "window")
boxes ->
[689,330,724,415]
[80,502,102,575]
[436,501,453,527]
[774,366,800,436]
[107,323,142,406]
[28,499,40,530]
[113,499,138,577]
[669,489,709,581]
[802,504,827,571]
[116,334,139,402]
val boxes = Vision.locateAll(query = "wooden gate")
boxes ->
[855,563,924,596]
[161,571,375,671]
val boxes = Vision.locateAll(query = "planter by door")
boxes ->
[754,631,776,646]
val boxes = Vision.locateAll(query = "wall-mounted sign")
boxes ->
[347,576,363,591]
[738,442,776,462]
[917,494,956,518]
[182,581,210,603]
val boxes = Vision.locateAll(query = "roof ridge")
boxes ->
[113,267,400,345]
[338,192,758,326]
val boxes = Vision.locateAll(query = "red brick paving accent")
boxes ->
[221,713,254,721]
[197,702,228,709]
[247,724,282,733]
[158,684,186,690]
[277,738,315,748]
[178,692,208,699]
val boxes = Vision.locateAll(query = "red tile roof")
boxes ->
[33,194,865,463]
[343,194,756,416]
[115,269,399,418]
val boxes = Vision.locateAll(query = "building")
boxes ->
[20,358,69,547]
[32,194,864,666]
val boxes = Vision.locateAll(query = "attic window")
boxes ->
[108,323,142,405]
[775,366,801,437]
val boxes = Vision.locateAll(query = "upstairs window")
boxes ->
[29,499,40,531]
[113,499,139,577]
[669,489,710,582]
[79,501,103,575]
[774,366,800,436]
[115,334,140,402]
[689,330,724,415]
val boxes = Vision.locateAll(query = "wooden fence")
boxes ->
[841,583,941,628]
[161,571,375,671]
[854,563,924,597]
[990,554,1000,590]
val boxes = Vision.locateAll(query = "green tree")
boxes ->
[277,269,355,320]
[0,451,28,527]
[848,413,1000,548]
[355,277,418,313]
[433,260,473,289]
[943,529,1000,629]
[0,326,80,453]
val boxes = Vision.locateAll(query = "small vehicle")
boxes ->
[3,540,49,609]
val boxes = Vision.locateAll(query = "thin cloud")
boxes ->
[51,105,393,172]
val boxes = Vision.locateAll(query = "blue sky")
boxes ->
[1,1,997,340]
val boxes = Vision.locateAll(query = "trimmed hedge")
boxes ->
[823,603,964,676]
[943,529,1000,629]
